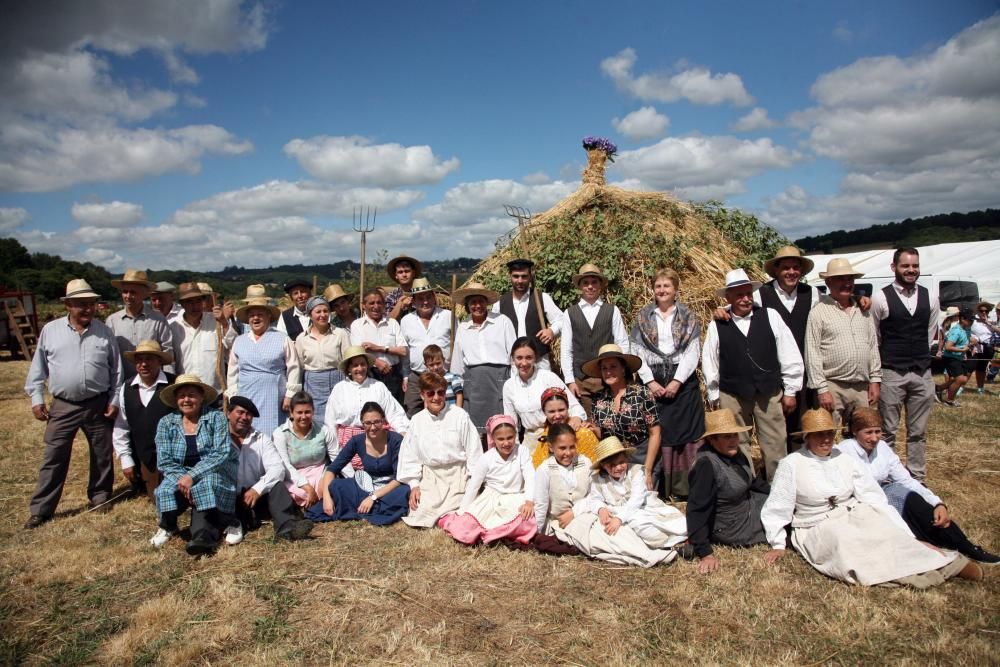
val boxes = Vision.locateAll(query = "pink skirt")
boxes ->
[285,463,328,507]
[438,488,537,545]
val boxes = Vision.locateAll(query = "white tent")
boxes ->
[803,240,1000,304]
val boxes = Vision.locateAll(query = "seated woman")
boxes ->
[761,408,984,587]
[685,409,770,575]
[325,345,410,449]
[272,391,341,508]
[502,338,586,451]
[531,388,599,468]
[836,407,998,564]
[439,415,537,545]
[308,402,410,526]
[585,345,662,492]
[398,371,483,528]
[585,436,688,552]
[150,374,239,556]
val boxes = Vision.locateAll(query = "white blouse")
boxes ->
[502,369,586,431]
[450,313,516,376]
[835,438,942,508]
[532,455,593,528]
[295,327,352,371]
[460,445,535,509]
[582,465,650,523]
[396,405,483,488]
[324,377,409,432]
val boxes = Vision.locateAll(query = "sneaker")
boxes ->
[223,522,244,546]
[149,528,176,548]
[965,545,1000,565]
[976,388,985,396]
[275,519,314,542]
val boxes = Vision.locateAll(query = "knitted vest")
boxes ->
[123,372,176,470]
[759,281,812,354]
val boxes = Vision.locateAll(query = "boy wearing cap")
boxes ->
[277,278,312,341]
[106,269,174,380]
[385,256,422,321]
[493,259,564,371]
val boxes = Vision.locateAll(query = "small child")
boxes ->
[423,344,463,408]
[936,309,973,407]
[438,415,536,545]
[586,436,688,552]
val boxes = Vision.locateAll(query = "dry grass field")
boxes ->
[0,358,997,666]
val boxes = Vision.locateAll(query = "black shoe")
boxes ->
[965,544,1000,565]
[674,542,696,561]
[23,515,50,530]
[185,537,217,556]
[275,519,314,542]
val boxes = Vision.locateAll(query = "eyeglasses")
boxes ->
[362,419,384,428]
[422,389,447,397]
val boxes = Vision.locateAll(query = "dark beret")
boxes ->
[228,395,260,417]
[283,278,312,293]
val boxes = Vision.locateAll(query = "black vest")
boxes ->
[878,285,932,373]
[694,445,764,546]
[281,308,305,341]
[717,306,781,399]
[758,281,811,354]
[123,372,176,470]
[568,302,614,380]
[498,289,550,359]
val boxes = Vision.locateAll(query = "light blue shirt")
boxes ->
[25,316,122,406]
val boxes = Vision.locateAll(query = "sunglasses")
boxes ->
[421,389,447,397]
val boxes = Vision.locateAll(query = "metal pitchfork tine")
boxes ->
[353,206,376,296]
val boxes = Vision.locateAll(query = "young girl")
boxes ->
[534,427,672,567]
[585,436,688,552]
[438,415,537,545]
[531,388,599,468]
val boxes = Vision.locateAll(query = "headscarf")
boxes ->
[539,386,568,409]
[485,414,518,450]
[306,295,330,314]
[633,301,700,364]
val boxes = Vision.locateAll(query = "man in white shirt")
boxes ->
[492,258,564,371]
[702,269,804,481]
[170,283,235,398]
[399,278,452,416]
[351,289,408,404]
[228,396,313,542]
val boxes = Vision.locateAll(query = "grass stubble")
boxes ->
[0,359,996,666]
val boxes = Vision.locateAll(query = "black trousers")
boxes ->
[158,492,230,544]
[901,492,978,558]
[235,483,299,536]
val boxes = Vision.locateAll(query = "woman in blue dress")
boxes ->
[226,286,302,436]
[307,402,410,525]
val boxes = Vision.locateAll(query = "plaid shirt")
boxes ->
[805,295,882,392]
[155,409,238,514]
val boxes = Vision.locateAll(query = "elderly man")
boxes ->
[399,278,452,416]
[805,258,881,426]
[871,248,938,481]
[351,288,407,403]
[106,268,173,380]
[277,278,312,341]
[228,396,314,542]
[150,282,182,323]
[24,279,123,528]
[385,255,421,321]
[492,258,564,371]
[112,340,175,500]
[702,269,803,481]
[169,282,235,397]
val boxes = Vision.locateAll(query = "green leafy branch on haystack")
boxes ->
[695,200,788,271]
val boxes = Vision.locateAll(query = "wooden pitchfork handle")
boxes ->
[213,293,228,410]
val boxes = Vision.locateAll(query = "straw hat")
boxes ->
[387,256,423,280]
[793,408,841,436]
[411,277,434,295]
[152,281,175,294]
[60,278,100,301]
[572,263,608,288]
[177,282,207,302]
[715,268,763,299]
[591,436,636,470]
[160,373,218,408]
[340,345,376,374]
[197,282,214,295]
[123,339,173,365]
[111,268,156,290]
[819,257,864,279]
[764,245,815,278]
[283,278,312,293]
[236,284,280,323]
[700,408,753,439]
[581,344,642,379]
[323,283,352,304]
[452,281,499,305]
[944,306,960,317]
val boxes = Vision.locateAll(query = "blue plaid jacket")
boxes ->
[154,409,238,514]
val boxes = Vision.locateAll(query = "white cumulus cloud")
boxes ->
[283,136,461,187]
[71,201,144,228]
[732,107,778,132]
[601,48,753,106]
[612,106,670,141]
[0,207,30,232]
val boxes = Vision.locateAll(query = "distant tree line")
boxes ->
[795,209,1000,253]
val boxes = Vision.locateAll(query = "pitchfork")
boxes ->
[353,206,376,296]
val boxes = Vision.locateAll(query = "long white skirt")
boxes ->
[627,496,689,549]
[402,462,467,528]
[555,512,675,568]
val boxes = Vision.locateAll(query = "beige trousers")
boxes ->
[720,389,787,482]
[826,379,870,427]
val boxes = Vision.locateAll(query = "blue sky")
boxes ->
[1,0,998,271]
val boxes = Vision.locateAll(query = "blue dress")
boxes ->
[305,431,409,525]
[233,329,289,436]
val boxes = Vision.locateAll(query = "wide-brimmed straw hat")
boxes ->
[591,436,636,470]
[452,281,499,305]
[764,245,815,278]
[236,284,280,323]
[160,373,218,408]
[700,408,753,439]
[323,283,352,304]
[177,282,207,302]
[152,281,175,294]
[793,408,841,437]
[819,257,864,279]
[581,344,642,379]
[111,268,156,290]
[123,339,173,365]
[977,301,995,312]
[573,263,608,288]
[197,282,214,295]
[716,268,763,299]
[410,277,434,295]
[340,345,376,374]
[60,278,100,301]
[387,256,423,280]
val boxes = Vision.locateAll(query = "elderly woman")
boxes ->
[272,392,341,508]
[585,344,662,493]
[295,295,351,426]
[398,371,483,528]
[502,337,586,452]
[325,345,409,449]
[630,268,704,499]
[531,387,600,468]
[761,408,984,587]
[226,286,301,436]
[307,402,410,525]
[451,282,517,435]
[150,374,238,555]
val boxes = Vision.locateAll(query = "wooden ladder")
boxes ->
[5,300,37,359]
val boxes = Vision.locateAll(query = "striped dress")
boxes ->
[232,330,291,436]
